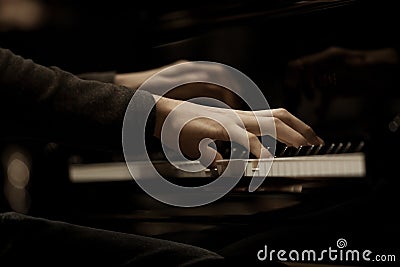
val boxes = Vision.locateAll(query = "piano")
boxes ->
[1,0,400,265]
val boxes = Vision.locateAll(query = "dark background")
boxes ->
[2,0,398,115]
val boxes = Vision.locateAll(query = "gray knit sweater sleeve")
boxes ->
[0,47,155,151]
[77,71,116,84]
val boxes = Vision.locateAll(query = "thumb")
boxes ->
[198,139,223,168]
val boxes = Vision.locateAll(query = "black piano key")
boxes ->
[278,146,296,157]
[354,141,365,152]
[312,144,323,155]
[314,144,325,155]
[305,145,316,155]
[319,143,336,155]
[277,144,288,157]
[239,149,248,159]
[231,147,238,157]
[305,145,315,155]
[230,146,248,159]
[294,145,314,156]
[278,146,288,157]
[341,142,352,153]
[333,142,344,154]
[274,140,364,157]
[275,142,287,156]
[287,146,298,156]
[293,146,304,156]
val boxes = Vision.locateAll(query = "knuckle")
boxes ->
[217,125,230,141]
[275,108,289,118]
[304,125,314,134]
[248,133,258,142]
[272,117,282,126]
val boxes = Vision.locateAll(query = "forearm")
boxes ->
[77,67,164,90]
[77,71,116,84]
[77,69,160,90]
[0,47,155,150]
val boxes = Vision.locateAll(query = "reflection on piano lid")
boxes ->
[69,142,366,183]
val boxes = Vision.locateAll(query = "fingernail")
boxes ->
[318,137,325,145]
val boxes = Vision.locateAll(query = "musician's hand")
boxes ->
[114,60,186,89]
[115,60,243,109]
[284,46,399,99]
[153,95,324,167]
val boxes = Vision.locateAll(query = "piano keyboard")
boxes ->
[216,153,365,178]
[217,141,366,178]
[69,142,366,183]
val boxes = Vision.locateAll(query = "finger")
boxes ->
[271,109,324,145]
[199,144,223,168]
[180,135,223,168]
[268,117,310,147]
[316,136,325,145]
[237,114,275,136]
[230,127,271,159]
[238,108,309,119]
[236,109,272,117]
[235,113,313,147]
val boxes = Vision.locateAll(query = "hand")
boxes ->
[153,95,324,167]
[284,46,399,99]
[114,60,187,89]
[115,60,243,109]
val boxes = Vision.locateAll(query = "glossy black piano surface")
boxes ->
[1,0,400,265]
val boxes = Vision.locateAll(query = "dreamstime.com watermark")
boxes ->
[257,238,396,264]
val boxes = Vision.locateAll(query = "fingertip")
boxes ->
[215,151,223,161]
[209,151,223,168]
[317,136,325,145]
[260,147,273,158]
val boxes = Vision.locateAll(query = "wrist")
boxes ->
[153,95,181,139]
[115,71,154,89]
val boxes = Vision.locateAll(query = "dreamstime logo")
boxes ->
[122,61,276,207]
[336,238,347,249]
[257,238,397,263]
